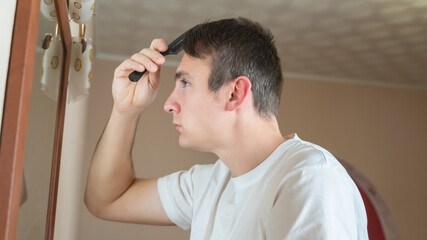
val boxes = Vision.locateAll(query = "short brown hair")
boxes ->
[183,17,283,117]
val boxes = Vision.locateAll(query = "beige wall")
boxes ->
[76,58,427,239]
[55,96,90,240]
[54,18,94,240]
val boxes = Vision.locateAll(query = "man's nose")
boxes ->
[164,92,180,114]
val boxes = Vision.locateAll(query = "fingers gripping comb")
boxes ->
[128,32,186,82]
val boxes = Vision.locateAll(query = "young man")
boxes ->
[85,17,368,239]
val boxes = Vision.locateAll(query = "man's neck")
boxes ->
[214,116,288,177]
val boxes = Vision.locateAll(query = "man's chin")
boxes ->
[178,136,208,152]
[178,136,191,148]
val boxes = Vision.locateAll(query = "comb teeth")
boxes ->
[165,32,185,55]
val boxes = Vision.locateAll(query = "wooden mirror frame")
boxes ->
[0,0,71,239]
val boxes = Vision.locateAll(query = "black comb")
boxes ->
[128,32,186,82]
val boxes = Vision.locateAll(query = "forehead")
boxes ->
[176,54,211,79]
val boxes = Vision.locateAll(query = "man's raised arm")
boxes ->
[84,39,173,225]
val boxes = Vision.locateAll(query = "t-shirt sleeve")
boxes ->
[266,163,367,239]
[157,167,196,230]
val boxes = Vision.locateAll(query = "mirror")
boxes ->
[16,0,62,239]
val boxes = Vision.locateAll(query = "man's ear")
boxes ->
[226,76,252,112]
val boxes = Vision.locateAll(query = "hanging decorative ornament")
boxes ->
[67,24,93,103]
[69,0,95,24]
[41,0,95,103]
[40,0,57,22]
[41,24,63,101]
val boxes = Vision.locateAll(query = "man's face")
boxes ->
[164,54,228,151]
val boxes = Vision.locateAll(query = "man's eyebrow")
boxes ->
[175,71,190,81]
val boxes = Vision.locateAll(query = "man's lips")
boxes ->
[173,123,182,130]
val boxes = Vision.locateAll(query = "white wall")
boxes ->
[0,0,17,132]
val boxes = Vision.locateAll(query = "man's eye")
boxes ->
[181,80,190,88]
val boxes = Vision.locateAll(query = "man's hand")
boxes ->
[112,39,167,116]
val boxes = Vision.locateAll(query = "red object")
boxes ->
[356,184,385,240]
[336,157,400,240]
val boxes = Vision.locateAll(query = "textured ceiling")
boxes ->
[54,0,427,90]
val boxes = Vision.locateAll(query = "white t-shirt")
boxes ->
[157,134,368,239]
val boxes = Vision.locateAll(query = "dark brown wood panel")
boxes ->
[0,0,41,239]
[44,0,72,239]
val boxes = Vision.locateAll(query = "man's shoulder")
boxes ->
[280,135,343,172]
[269,135,354,192]
[274,136,361,200]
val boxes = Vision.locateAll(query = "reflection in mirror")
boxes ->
[16,0,62,239]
